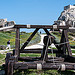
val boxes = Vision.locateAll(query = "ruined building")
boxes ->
[0,18,15,31]
[54,5,75,27]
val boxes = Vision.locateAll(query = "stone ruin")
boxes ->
[54,5,75,27]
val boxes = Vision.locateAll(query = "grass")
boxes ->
[0,53,5,64]
[72,50,75,53]
[1,52,75,75]
[0,31,41,49]
[20,53,41,57]
[52,31,75,47]
[0,31,75,74]
[13,69,75,75]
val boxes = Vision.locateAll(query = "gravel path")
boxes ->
[25,34,46,49]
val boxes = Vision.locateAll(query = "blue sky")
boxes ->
[0,0,75,25]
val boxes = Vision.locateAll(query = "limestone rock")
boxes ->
[54,5,75,27]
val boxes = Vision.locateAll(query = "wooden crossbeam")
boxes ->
[14,62,75,70]
[20,49,58,53]
[14,25,68,29]
[21,28,39,50]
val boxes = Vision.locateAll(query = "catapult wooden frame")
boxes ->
[5,24,75,75]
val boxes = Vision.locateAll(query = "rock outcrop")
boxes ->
[54,5,75,27]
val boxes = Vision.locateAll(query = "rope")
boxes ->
[51,47,55,64]
[49,36,55,65]
[37,40,75,46]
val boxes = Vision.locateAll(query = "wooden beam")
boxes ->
[57,30,67,56]
[20,49,58,53]
[18,57,64,60]
[21,28,39,50]
[60,30,66,55]
[14,25,68,29]
[14,62,75,70]
[15,28,20,60]
[18,57,64,62]
[64,30,72,56]
[63,55,75,63]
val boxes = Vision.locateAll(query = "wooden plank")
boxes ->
[18,57,64,60]
[64,30,72,56]
[20,49,58,53]
[14,25,68,29]
[56,30,67,57]
[41,45,48,61]
[14,62,75,70]
[59,30,67,55]
[18,57,64,62]
[15,28,20,60]
[21,28,39,50]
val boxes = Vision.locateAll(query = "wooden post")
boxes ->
[41,36,51,61]
[7,61,14,75]
[21,28,39,50]
[60,30,67,55]
[43,28,61,57]
[64,30,72,56]
[56,30,67,57]
[41,45,48,61]
[15,28,20,60]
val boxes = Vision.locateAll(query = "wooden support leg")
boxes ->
[5,53,14,75]
[21,28,39,50]
[41,36,50,61]
[7,61,14,75]
[15,28,20,61]
[60,30,67,55]
[64,30,72,56]
[55,30,66,57]
[56,30,72,56]
[41,45,48,61]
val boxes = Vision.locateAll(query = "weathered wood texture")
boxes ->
[64,30,72,56]
[18,57,64,62]
[56,30,67,56]
[20,49,58,53]
[14,25,68,29]
[15,28,20,58]
[5,53,14,75]
[41,45,48,61]
[14,62,75,70]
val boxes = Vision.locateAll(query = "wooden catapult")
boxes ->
[5,24,75,75]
